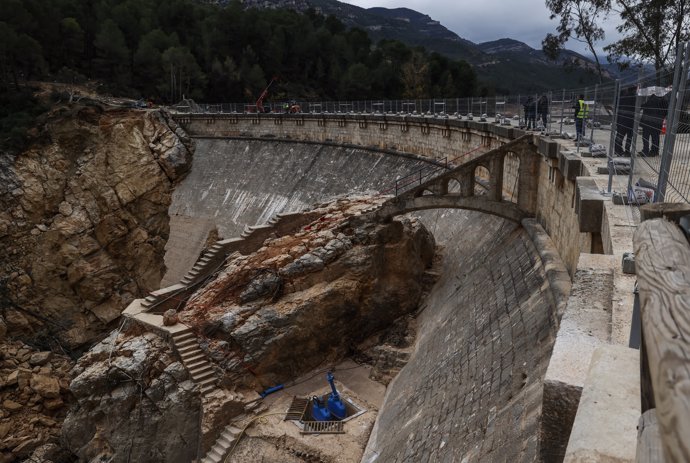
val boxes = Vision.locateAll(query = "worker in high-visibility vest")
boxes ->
[573,94,588,141]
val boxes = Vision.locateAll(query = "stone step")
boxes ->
[202,450,221,463]
[185,358,208,370]
[198,376,217,387]
[175,338,198,349]
[226,426,242,436]
[217,434,235,447]
[192,370,215,382]
[181,352,205,364]
[201,383,216,395]
[188,269,200,276]
[181,277,193,285]
[172,331,194,342]
[209,448,225,462]
[189,364,212,376]
[199,257,211,263]
[144,295,157,303]
[177,345,201,355]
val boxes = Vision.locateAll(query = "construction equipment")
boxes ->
[254,77,278,113]
[326,371,346,419]
[251,77,301,113]
[311,395,332,421]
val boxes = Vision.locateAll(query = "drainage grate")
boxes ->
[301,421,345,434]
[284,397,309,421]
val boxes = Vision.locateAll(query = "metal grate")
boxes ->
[301,421,345,434]
[284,397,309,421]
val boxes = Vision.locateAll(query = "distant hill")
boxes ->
[237,0,607,93]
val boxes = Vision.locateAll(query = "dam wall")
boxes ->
[362,210,560,462]
[174,113,594,274]
[163,139,435,285]
[164,112,637,461]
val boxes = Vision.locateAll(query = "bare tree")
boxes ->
[543,0,611,83]
[605,0,690,82]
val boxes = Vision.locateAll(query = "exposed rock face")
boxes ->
[62,324,201,463]
[0,339,73,463]
[0,106,193,348]
[180,197,436,386]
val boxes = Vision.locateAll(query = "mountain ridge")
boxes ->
[237,0,606,92]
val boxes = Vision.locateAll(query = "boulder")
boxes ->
[2,399,23,412]
[30,374,61,399]
[162,309,178,326]
[29,352,52,366]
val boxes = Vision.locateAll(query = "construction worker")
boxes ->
[573,94,588,141]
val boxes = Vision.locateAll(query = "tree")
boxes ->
[402,51,429,98]
[94,19,129,85]
[160,46,206,101]
[339,63,371,99]
[543,0,611,82]
[605,0,690,81]
[59,17,84,69]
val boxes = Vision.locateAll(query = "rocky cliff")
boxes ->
[61,323,201,463]
[0,105,193,348]
[180,196,436,387]
[0,335,73,463]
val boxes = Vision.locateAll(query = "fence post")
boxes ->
[627,68,646,197]
[656,41,690,202]
[607,80,621,193]
[559,89,565,135]
[590,84,598,142]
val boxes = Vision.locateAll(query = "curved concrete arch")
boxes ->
[376,194,529,223]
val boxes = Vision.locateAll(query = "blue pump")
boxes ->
[311,395,332,421]
[326,371,347,420]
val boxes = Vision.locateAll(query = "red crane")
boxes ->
[255,77,278,113]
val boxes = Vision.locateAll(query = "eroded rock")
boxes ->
[62,324,201,463]
[181,197,436,386]
[0,105,193,348]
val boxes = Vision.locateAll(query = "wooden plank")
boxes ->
[636,409,665,463]
[634,219,690,462]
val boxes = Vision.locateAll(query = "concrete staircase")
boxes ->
[201,424,243,463]
[172,328,217,396]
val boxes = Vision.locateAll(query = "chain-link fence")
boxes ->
[178,42,690,209]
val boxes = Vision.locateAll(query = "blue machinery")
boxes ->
[311,371,347,421]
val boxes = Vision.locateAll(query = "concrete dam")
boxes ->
[115,109,637,463]
[164,132,558,460]
[20,109,636,463]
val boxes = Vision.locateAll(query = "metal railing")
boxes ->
[177,42,690,209]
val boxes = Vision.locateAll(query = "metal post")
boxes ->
[590,84,598,142]
[657,41,690,202]
[559,89,565,135]
[607,80,621,194]
[628,68,646,196]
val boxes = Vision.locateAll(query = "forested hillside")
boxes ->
[0,0,476,103]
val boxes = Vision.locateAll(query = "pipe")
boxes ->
[259,384,284,398]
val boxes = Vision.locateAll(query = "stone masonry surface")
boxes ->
[163,138,432,285]
[363,209,558,463]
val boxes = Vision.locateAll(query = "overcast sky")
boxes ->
[345,0,622,56]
